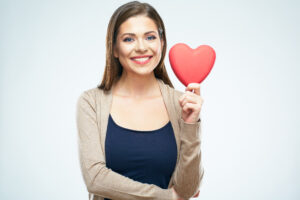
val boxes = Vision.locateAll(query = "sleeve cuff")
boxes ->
[158,188,174,200]
[179,118,201,140]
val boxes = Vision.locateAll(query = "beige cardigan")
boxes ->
[76,78,204,200]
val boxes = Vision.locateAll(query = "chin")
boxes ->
[130,65,156,75]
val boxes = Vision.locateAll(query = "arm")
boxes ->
[76,91,174,200]
[172,91,204,199]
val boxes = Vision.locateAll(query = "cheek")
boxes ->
[118,44,134,56]
[150,41,162,54]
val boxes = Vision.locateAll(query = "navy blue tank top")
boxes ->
[104,114,177,200]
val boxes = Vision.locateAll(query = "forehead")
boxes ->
[118,15,158,34]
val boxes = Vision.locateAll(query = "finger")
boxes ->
[181,95,198,107]
[193,190,200,198]
[182,102,198,112]
[179,94,202,109]
[179,91,195,103]
[178,93,190,107]
[178,94,185,102]
[185,83,200,95]
[185,91,195,96]
[178,93,189,104]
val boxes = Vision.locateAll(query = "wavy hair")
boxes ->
[97,1,174,92]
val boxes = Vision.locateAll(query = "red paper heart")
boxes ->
[169,43,216,86]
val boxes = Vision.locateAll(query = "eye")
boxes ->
[123,37,133,42]
[146,35,156,40]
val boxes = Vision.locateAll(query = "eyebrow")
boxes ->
[120,31,157,38]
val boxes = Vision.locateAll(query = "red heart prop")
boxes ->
[169,43,216,86]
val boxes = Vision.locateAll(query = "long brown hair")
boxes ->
[97,1,174,92]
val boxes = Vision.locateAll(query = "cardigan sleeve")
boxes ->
[76,91,174,200]
[171,90,205,199]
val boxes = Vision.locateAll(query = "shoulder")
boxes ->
[160,80,184,117]
[172,87,184,100]
[76,87,102,108]
[160,80,184,100]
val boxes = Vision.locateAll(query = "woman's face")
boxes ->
[113,15,164,76]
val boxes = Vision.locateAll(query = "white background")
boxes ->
[0,0,299,199]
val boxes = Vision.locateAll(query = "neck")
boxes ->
[112,72,160,99]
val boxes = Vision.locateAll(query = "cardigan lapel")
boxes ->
[99,84,113,160]
[157,79,181,188]
[156,79,181,177]
[99,78,181,178]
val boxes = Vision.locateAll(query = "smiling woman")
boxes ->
[76,1,204,200]
[98,1,171,91]
[113,15,164,74]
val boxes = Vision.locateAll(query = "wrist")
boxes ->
[171,187,185,200]
[171,187,177,200]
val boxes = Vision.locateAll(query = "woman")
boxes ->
[76,1,204,200]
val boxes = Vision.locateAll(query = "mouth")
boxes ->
[130,55,153,65]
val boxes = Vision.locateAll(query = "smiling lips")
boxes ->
[130,55,153,65]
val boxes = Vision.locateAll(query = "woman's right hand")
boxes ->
[171,186,200,199]
[171,186,185,200]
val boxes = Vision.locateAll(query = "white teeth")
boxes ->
[132,57,150,62]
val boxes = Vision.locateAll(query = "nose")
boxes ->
[135,38,147,53]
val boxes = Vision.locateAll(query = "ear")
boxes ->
[161,39,164,50]
[113,45,119,58]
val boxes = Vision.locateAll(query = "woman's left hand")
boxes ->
[178,83,203,124]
